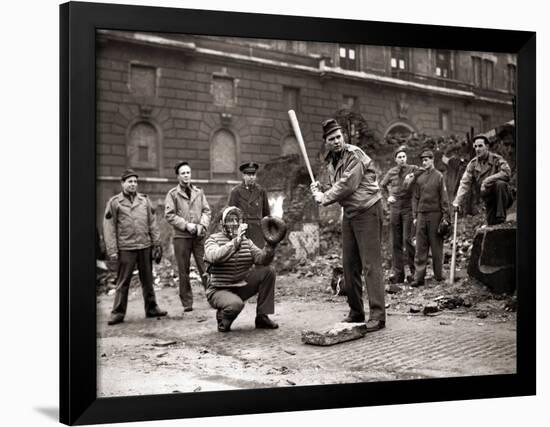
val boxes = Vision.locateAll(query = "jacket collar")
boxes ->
[176,183,198,200]
[473,152,497,173]
[325,144,351,174]
[116,191,143,206]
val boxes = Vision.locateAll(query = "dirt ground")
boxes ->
[97,269,516,397]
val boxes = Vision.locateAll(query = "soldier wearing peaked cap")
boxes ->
[227,161,271,248]
[103,169,167,325]
[165,161,211,313]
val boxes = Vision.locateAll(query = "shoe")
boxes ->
[146,307,168,318]
[410,280,424,288]
[183,307,193,313]
[216,310,232,332]
[406,274,414,283]
[255,314,279,329]
[342,313,365,323]
[107,313,124,325]
[365,319,386,332]
[434,276,445,283]
[389,274,405,284]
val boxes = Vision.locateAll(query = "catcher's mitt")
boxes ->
[260,216,287,246]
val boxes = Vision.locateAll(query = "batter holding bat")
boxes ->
[289,112,386,332]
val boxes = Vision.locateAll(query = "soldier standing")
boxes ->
[165,161,211,313]
[311,118,385,332]
[379,145,421,283]
[410,150,451,287]
[103,169,167,325]
[228,162,271,248]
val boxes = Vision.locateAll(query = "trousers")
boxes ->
[482,180,513,225]
[207,266,276,321]
[342,201,385,321]
[111,247,158,315]
[174,237,207,309]
[414,211,444,283]
[389,206,415,277]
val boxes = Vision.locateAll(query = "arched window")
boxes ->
[127,121,159,169]
[384,122,415,140]
[211,129,237,180]
[281,135,300,156]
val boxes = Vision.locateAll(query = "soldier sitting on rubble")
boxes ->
[452,135,513,225]
[204,206,282,332]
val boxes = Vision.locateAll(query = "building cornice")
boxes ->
[97,30,512,106]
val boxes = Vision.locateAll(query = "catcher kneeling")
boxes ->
[204,206,286,332]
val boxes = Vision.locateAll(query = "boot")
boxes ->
[255,314,279,329]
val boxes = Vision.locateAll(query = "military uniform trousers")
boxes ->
[343,200,385,321]
[174,237,207,310]
[482,180,513,225]
[207,266,275,322]
[414,211,444,283]
[111,247,159,316]
[390,204,415,278]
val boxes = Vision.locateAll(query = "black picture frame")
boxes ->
[60,1,536,425]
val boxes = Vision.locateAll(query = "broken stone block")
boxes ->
[301,323,367,346]
[468,224,516,294]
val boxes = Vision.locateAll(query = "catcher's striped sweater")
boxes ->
[204,232,274,295]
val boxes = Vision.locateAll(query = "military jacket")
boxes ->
[228,183,270,246]
[380,164,420,208]
[103,192,160,257]
[453,152,511,206]
[164,184,211,239]
[322,143,382,218]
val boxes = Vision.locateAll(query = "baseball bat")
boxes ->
[288,109,316,184]
[449,210,459,285]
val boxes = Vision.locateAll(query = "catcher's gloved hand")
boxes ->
[261,216,287,247]
[152,245,163,264]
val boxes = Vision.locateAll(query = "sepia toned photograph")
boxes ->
[94,29,518,398]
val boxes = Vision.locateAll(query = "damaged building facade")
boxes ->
[96,30,516,258]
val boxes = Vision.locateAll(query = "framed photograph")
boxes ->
[60,1,536,424]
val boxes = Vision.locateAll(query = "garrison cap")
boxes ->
[174,160,190,175]
[121,168,138,181]
[239,162,259,174]
[394,145,408,158]
[322,118,342,139]
[419,150,434,159]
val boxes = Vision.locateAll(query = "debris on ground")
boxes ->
[152,340,177,347]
